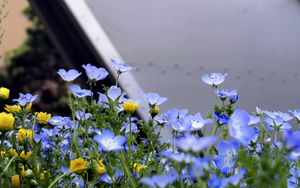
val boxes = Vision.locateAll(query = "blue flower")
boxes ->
[97,92,109,108]
[289,109,300,121]
[107,86,122,101]
[169,117,192,132]
[93,129,126,151]
[140,169,178,188]
[214,140,239,174]
[214,88,237,101]
[214,112,229,125]
[121,122,138,134]
[264,110,293,122]
[189,156,211,178]
[201,73,228,86]
[13,93,38,106]
[264,115,292,131]
[68,84,92,98]
[228,109,256,146]
[75,110,92,120]
[49,116,73,129]
[174,135,217,152]
[141,92,168,106]
[82,64,109,81]
[111,59,132,73]
[209,168,246,188]
[160,149,196,163]
[57,69,81,82]
[187,112,213,130]
[285,130,300,152]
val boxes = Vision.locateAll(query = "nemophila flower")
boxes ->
[186,112,213,130]
[201,73,228,86]
[70,158,87,174]
[18,129,34,143]
[142,92,168,106]
[49,116,73,129]
[97,92,109,108]
[289,109,300,121]
[68,84,92,98]
[123,100,138,113]
[20,150,32,160]
[107,86,123,101]
[174,135,217,152]
[214,140,239,174]
[0,87,9,100]
[82,64,109,81]
[264,110,293,122]
[284,130,300,152]
[75,110,92,120]
[209,168,246,188]
[214,112,229,124]
[93,129,126,151]
[189,156,211,178]
[214,88,237,101]
[169,117,192,132]
[111,59,132,73]
[13,93,38,107]
[11,174,20,188]
[35,112,51,125]
[0,112,14,132]
[5,104,21,113]
[99,169,124,184]
[161,149,196,163]
[121,121,138,134]
[57,68,81,82]
[228,109,256,146]
[133,163,147,173]
[140,168,178,188]
[264,115,292,131]
[248,114,261,125]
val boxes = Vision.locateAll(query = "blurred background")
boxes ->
[1,0,300,116]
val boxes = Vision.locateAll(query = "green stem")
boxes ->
[119,151,136,187]
[1,156,16,176]
[47,168,87,188]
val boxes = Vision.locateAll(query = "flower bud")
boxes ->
[11,174,20,188]
[24,169,34,179]
[18,129,34,143]
[150,105,160,117]
[0,87,10,100]
[0,112,15,132]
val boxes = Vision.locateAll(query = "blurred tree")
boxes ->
[4,7,69,115]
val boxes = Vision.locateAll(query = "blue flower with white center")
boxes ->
[93,129,126,151]
[264,110,293,122]
[264,115,292,131]
[57,69,81,82]
[201,73,228,86]
[189,156,211,178]
[209,168,246,188]
[68,84,92,98]
[186,112,213,130]
[228,109,256,146]
[214,140,239,174]
[141,92,168,106]
[160,149,196,163]
[169,117,192,132]
[107,86,122,101]
[82,64,109,81]
[75,110,92,120]
[140,168,178,188]
[13,93,38,106]
[174,134,217,152]
[284,130,300,152]
[111,59,132,73]
[214,112,229,124]
[289,109,300,121]
[214,88,237,101]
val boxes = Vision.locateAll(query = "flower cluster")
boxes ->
[0,60,299,188]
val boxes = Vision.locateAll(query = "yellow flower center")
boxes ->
[70,158,87,174]
[123,101,139,113]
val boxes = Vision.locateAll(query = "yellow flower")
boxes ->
[9,148,18,157]
[70,158,87,174]
[17,129,34,143]
[0,150,6,156]
[20,150,32,160]
[0,112,15,132]
[40,172,45,180]
[92,159,106,176]
[5,104,21,113]
[11,174,20,188]
[25,103,32,110]
[0,87,9,100]
[35,112,51,124]
[133,163,147,173]
[19,165,25,177]
[123,101,138,113]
